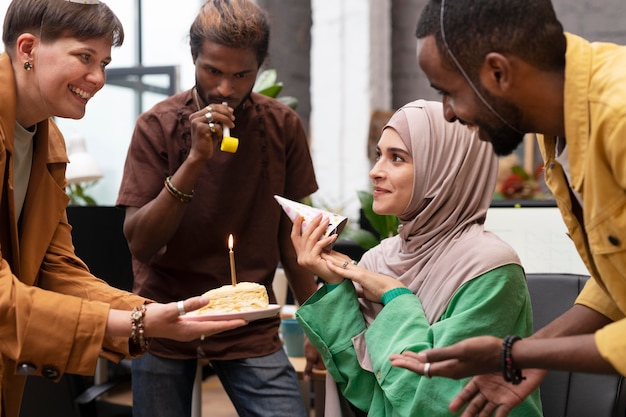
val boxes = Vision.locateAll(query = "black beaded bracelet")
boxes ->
[501,335,526,385]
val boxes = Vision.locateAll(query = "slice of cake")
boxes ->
[196,282,269,314]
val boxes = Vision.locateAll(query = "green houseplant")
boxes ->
[253,68,298,109]
[67,182,99,206]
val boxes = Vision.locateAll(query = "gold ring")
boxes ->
[209,122,216,133]
[206,106,212,112]
[205,111,213,121]
[200,334,205,341]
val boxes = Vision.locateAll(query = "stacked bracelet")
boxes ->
[130,305,150,353]
[164,176,194,203]
[501,335,525,385]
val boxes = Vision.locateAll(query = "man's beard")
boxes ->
[478,122,525,156]
[474,91,526,156]
[194,82,253,112]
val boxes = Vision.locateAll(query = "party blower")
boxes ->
[220,101,239,153]
[274,195,348,249]
[220,126,239,153]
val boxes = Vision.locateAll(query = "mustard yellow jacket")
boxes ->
[0,53,146,417]
[538,33,626,376]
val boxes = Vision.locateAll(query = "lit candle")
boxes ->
[228,234,237,286]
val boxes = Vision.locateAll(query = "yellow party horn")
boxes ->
[220,101,238,153]
[220,126,239,153]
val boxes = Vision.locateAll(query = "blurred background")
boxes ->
[1,0,625,220]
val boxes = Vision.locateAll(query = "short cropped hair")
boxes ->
[3,0,124,56]
[189,0,270,67]
[415,0,565,78]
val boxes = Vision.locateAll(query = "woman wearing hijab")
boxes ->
[290,100,542,416]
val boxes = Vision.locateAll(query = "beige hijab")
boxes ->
[358,100,521,324]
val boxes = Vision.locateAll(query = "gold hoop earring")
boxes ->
[23,61,33,71]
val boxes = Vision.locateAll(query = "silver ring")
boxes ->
[200,334,205,341]
[206,105,212,112]
[423,362,431,378]
[342,260,349,269]
[209,122,216,133]
[205,111,213,121]
[351,260,357,265]
[177,300,186,316]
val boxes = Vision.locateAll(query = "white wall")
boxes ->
[485,207,589,275]
[309,0,391,220]
[1,0,390,216]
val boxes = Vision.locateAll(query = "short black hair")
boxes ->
[416,0,565,79]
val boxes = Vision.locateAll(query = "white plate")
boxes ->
[181,304,281,322]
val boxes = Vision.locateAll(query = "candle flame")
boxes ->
[228,234,233,250]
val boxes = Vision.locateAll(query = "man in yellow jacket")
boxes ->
[390,0,626,415]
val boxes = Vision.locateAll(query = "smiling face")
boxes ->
[25,36,111,124]
[417,36,526,156]
[193,40,260,110]
[369,128,414,216]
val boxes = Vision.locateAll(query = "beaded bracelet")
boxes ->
[501,335,525,384]
[164,176,194,203]
[130,305,150,353]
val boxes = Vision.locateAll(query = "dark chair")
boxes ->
[526,273,626,417]
[20,373,132,417]
[20,206,134,417]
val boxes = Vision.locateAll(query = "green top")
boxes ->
[296,264,543,416]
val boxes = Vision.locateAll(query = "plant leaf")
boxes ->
[277,96,299,110]
[253,69,277,92]
[356,190,400,239]
[256,84,283,98]
[338,228,380,251]
[82,195,98,206]
[510,165,530,180]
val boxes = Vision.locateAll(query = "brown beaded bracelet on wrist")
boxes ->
[130,305,150,353]
[164,176,194,203]
[501,335,526,384]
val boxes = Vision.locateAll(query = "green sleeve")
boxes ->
[364,263,542,416]
[297,265,543,416]
[296,281,376,412]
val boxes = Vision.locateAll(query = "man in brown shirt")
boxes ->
[116,1,318,416]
